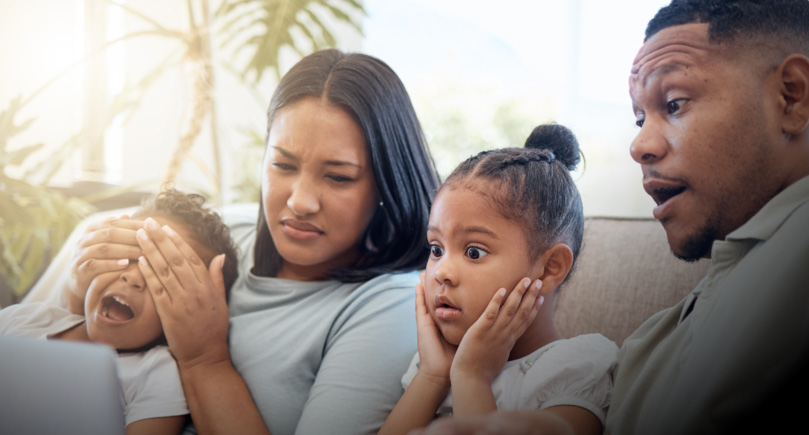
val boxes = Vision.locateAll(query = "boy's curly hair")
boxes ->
[134,189,239,296]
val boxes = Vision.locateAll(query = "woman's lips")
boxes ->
[281,219,324,240]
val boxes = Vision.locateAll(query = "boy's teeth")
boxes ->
[113,295,130,307]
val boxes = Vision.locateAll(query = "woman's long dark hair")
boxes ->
[253,49,440,282]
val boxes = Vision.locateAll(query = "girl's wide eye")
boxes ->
[466,246,488,260]
[430,244,443,258]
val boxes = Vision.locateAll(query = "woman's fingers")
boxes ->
[138,255,173,304]
[157,221,211,284]
[137,218,199,289]
[76,221,143,249]
[136,226,185,297]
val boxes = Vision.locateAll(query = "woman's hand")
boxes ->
[414,272,457,388]
[135,217,230,369]
[62,215,145,314]
[449,278,543,416]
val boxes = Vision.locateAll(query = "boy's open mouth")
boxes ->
[101,295,135,321]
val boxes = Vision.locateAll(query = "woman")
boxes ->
[64,49,440,434]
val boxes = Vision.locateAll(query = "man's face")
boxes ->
[629,23,785,260]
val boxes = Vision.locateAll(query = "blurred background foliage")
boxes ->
[0,0,364,305]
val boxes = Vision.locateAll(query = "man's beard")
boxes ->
[673,221,717,262]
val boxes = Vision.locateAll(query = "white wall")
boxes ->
[1,0,671,216]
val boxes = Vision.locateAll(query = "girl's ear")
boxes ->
[533,243,574,294]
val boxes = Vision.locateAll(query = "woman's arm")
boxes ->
[126,415,187,435]
[136,218,270,435]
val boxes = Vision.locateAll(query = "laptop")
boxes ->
[0,335,126,435]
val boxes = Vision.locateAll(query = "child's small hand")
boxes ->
[451,277,544,386]
[414,272,456,387]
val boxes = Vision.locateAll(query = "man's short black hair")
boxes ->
[645,0,809,54]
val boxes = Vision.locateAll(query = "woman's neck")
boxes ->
[276,262,332,281]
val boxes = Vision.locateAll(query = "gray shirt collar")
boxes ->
[726,175,809,242]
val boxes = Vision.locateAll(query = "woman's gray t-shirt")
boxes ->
[223,220,418,435]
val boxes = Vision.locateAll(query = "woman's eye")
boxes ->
[666,99,685,114]
[327,174,353,183]
[635,117,645,128]
[466,246,488,260]
[430,244,443,258]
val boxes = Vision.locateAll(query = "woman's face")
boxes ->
[262,97,379,280]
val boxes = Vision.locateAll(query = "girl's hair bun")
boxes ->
[524,123,582,171]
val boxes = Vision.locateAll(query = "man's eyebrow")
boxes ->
[639,61,687,88]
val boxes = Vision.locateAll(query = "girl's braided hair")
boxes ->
[442,123,585,285]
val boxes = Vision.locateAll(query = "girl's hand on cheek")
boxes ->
[414,273,456,388]
[451,278,543,385]
[135,218,231,370]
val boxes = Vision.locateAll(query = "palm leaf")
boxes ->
[216,0,365,83]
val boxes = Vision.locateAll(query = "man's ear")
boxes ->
[533,243,574,294]
[779,54,809,135]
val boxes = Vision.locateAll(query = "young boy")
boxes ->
[0,189,239,435]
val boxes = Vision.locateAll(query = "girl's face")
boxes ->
[262,97,379,281]
[425,183,540,345]
[84,214,213,351]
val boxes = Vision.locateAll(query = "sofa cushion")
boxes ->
[555,217,710,346]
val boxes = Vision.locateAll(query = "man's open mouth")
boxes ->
[651,186,686,206]
[101,295,135,321]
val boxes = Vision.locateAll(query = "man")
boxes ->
[414,1,809,434]
[608,0,809,433]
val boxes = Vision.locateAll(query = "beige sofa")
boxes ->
[556,217,709,346]
[24,208,709,346]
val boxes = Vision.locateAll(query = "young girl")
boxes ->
[381,123,618,435]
